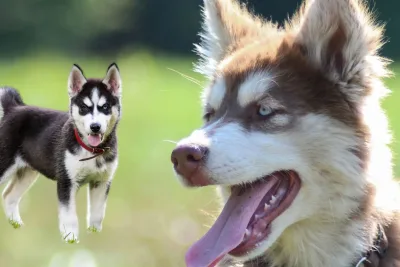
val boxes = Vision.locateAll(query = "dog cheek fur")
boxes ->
[71,105,87,133]
[199,113,373,265]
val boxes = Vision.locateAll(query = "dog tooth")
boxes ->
[244,229,251,238]
[270,195,277,204]
[255,213,263,220]
[264,203,270,210]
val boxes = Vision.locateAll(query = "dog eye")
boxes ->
[204,111,217,122]
[258,105,272,116]
[79,105,90,113]
[98,104,110,111]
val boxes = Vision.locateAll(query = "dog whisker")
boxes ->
[162,139,178,144]
[167,68,203,87]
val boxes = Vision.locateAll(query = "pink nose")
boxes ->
[171,144,210,186]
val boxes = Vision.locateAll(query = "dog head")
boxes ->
[171,0,392,266]
[68,63,122,147]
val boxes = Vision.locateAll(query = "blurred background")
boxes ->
[0,0,398,266]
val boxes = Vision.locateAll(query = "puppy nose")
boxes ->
[90,123,101,133]
[171,144,208,179]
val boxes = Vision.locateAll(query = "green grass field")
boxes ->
[0,51,398,267]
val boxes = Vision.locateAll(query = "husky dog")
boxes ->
[171,0,400,266]
[0,63,121,243]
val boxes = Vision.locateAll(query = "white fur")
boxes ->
[83,97,93,107]
[98,96,106,107]
[270,114,290,127]
[58,183,79,243]
[194,0,266,78]
[59,149,118,242]
[238,71,273,107]
[194,0,231,78]
[1,157,37,226]
[202,77,226,109]
[87,181,110,231]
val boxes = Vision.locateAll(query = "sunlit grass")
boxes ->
[0,51,398,267]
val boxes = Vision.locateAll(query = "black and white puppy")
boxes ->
[0,63,121,243]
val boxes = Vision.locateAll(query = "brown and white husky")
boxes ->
[171,0,400,266]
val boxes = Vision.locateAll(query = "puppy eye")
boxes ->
[79,105,90,113]
[101,103,110,110]
[203,111,214,122]
[258,105,271,116]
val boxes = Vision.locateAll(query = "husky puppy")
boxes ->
[0,63,121,243]
[171,0,400,266]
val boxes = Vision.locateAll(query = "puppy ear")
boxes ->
[290,0,387,100]
[195,0,268,78]
[103,63,122,96]
[68,64,87,97]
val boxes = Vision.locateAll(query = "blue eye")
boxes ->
[258,106,271,116]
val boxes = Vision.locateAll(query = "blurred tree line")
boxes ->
[0,0,398,58]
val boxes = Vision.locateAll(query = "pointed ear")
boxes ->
[68,64,87,97]
[291,0,386,99]
[195,0,267,77]
[103,63,122,96]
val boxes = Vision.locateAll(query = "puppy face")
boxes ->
[68,64,122,147]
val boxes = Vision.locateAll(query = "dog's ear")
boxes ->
[103,63,122,96]
[291,0,387,101]
[195,0,267,78]
[68,64,87,97]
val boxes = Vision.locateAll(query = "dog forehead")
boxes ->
[204,40,284,109]
[205,71,274,110]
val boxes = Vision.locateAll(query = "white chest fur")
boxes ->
[64,149,118,183]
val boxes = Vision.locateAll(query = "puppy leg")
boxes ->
[87,180,111,233]
[57,178,79,243]
[2,168,38,228]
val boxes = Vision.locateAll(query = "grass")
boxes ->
[0,51,398,267]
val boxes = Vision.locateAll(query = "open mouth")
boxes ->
[87,134,103,147]
[185,170,301,267]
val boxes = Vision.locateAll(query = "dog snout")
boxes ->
[90,123,101,133]
[171,144,211,186]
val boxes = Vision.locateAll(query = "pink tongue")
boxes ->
[88,134,101,147]
[185,177,278,267]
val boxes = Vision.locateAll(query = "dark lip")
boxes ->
[229,171,301,256]
[88,133,104,136]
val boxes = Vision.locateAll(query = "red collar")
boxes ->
[74,128,110,161]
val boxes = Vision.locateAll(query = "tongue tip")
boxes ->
[88,134,102,147]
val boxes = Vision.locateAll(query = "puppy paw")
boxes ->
[87,225,102,233]
[8,218,23,229]
[87,224,102,233]
[62,231,79,244]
